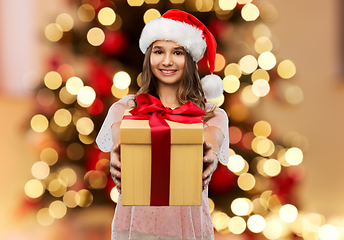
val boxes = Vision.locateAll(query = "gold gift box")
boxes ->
[120,109,203,206]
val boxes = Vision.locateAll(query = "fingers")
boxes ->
[203,141,212,155]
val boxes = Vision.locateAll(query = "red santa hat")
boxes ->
[139,9,223,99]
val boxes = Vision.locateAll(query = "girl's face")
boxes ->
[150,40,185,87]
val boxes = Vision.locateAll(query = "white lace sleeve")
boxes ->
[205,103,229,164]
[96,95,135,152]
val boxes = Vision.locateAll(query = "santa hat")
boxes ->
[139,9,223,99]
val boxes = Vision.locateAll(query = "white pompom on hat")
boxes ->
[139,9,224,99]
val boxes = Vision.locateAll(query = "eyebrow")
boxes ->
[152,46,184,51]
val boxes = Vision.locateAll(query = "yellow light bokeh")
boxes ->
[87,27,105,46]
[247,214,266,233]
[77,86,96,107]
[145,0,160,4]
[48,179,67,197]
[223,75,240,93]
[79,133,95,145]
[252,69,270,82]
[76,117,94,135]
[255,36,273,54]
[253,23,271,40]
[224,63,242,78]
[143,8,161,24]
[37,208,54,226]
[318,224,338,240]
[258,52,276,70]
[227,154,245,173]
[263,220,283,239]
[63,190,78,208]
[219,0,237,10]
[241,85,260,106]
[66,77,84,95]
[239,55,258,74]
[31,161,50,180]
[110,187,120,203]
[170,0,185,3]
[45,23,63,42]
[208,198,215,213]
[237,0,252,4]
[231,198,252,216]
[76,189,93,207]
[59,168,77,187]
[214,53,226,72]
[228,216,246,234]
[56,13,74,32]
[237,173,255,191]
[49,200,67,219]
[78,4,95,22]
[59,87,77,104]
[113,71,131,89]
[195,0,214,12]
[31,114,49,133]
[44,71,62,90]
[67,142,84,160]
[279,204,298,223]
[241,3,260,21]
[252,79,270,97]
[111,85,129,99]
[25,179,45,198]
[54,108,72,127]
[127,0,144,7]
[285,85,303,105]
[285,147,303,165]
[278,60,296,79]
[40,148,58,166]
[98,7,116,26]
[253,120,272,137]
[207,94,224,106]
[263,159,281,177]
[212,211,230,231]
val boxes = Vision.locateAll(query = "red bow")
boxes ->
[123,93,205,206]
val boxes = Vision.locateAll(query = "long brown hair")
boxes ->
[135,44,215,120]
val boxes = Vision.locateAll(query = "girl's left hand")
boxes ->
[202,141,218,190]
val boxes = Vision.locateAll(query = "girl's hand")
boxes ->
[110,142,122,193]
[202,141,218,190]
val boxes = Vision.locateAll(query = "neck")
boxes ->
[157,83,180,108]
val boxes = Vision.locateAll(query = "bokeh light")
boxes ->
[45,23,63,42]
[253,120,272,137]
[279,204,298,223]
[44,71,62,90]
[112,85,129,98]
[228,216,246,234]
[56,13,74,32]
[49,200,67,219]
[252,69,270,82]
[239,55,258,74]
[255,36,273,54]
[207,94,224,106]
[143,9,161,24]
[54,109,72,127]
[87,27,105,46]
[31,114,49,133]
[214,53,226,72]
[252,79,270,97]
[278,60,296,79]
[113,71,131,89]
[25,179,45,198]
[76,189,93,207]
[127,0,144,7]
[40,148,58,166]
[223,75,240,93]
[258,52,276,70]
[242,3,260,21]
[263,220,283,239]
[66,77,84,95]
[31,161,50,180]
[78,4,95,22]
[227,154,245,173]
[37,208,54,226]
[110,187,120,203]
[237,173,255,191]
[76,117,94,135]
[63,190,78,208]
[195,0,214,12]
[77,86,96,107]
[219,0,237,10]
[248,214,266,233]
[285,147,303,165]
[98,7,116,26]
[224,63,242,78]
[231,198,252,216]
[212,211,230,231]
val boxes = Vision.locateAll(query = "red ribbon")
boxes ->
[123,93,205,206]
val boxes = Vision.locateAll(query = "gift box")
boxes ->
[120,109,203,206]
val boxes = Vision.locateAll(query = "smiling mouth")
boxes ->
[160,69,177,74]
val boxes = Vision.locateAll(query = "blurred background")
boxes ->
[1,0,344,239]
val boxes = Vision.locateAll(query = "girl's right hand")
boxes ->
[110,142,122,193]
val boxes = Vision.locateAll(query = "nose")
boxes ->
[162,53,173,66]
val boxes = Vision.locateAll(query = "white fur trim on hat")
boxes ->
[139,18,207,62]
[201,74,224,99]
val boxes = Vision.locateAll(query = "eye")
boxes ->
[153,50,163,54]
[174,51,183,56]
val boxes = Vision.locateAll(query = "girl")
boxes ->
[96,9,229,240]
